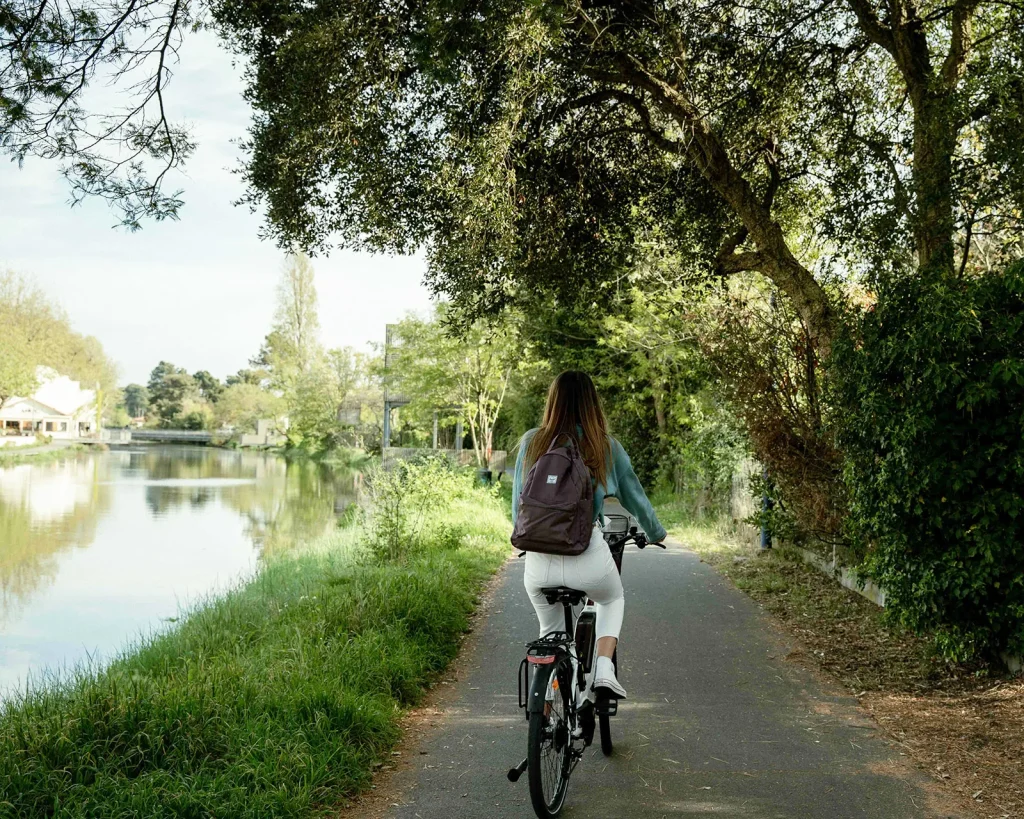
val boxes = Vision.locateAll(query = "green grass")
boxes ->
[0,486,510,818]
[0,444,85,467]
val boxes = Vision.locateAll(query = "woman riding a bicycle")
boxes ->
[512,370,667,701]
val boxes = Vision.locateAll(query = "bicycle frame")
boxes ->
[509,513,666,815]
[516,515,640,719]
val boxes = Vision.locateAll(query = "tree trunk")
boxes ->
[467,406,483,467]
[663,91,836,353]
[652,379,667,436]
[912,91,957,275]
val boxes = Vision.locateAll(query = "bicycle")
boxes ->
[507,513,665,818]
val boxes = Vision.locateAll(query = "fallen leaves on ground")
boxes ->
[681,527,1023,819]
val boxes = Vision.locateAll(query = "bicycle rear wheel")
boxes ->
[527,657,573,818]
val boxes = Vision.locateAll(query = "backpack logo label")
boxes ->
[546,475,558,484]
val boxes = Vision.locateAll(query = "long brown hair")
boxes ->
[524,371,610,486]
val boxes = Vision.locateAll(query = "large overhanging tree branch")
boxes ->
[1,0,196,227]
[4,0,1023,274]
[572,48,836,351]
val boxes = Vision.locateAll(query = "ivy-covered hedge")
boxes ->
[833,262,1024,662]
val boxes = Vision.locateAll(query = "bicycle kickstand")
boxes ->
[507,757,528,782]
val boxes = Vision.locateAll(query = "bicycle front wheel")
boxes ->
[599,649,617,756]
[527,658,573,817]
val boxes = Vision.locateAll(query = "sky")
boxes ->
[0,30,435,386]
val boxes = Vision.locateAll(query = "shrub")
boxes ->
[363,455,474,562]
[832,262,1024,661]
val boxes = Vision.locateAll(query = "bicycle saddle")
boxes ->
[540,586,588,605]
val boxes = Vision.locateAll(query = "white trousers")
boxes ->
[523,524,625,641]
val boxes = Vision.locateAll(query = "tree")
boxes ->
[147,362,199,428]
[256,252,322,391]
[105,393,132,428]
[284,347,369,452]
[211,0,1024,357]
[0,326,36,409]
[192,370,224,403]
[0,270,118,403]
[387,307,525,466]
[215,383,285,433]
[1,0,196,227]
[177,397,215,430]
[122,384,150,418]
[226,368,265,387]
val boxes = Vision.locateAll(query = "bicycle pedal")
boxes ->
[594,694,618,717]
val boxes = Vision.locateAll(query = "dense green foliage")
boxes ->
[211,0,1024,357]
[384,306,527,465]
[120,384,149,419]
[0,271,118,407]
[362,456,490,563]
[145,362,213,429]
[833,262,1024,660]
[493,283,747,511]
[0,468,509,818]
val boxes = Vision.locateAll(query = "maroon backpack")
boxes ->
[511,434,594,556]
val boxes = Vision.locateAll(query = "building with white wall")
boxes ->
[0,368,97,441]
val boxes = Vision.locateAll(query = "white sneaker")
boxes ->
[591,656,627,700]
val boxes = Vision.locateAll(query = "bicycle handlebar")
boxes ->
[606,530,666,550]
[514,531,665,559]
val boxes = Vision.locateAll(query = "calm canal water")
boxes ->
[0,446,358,698]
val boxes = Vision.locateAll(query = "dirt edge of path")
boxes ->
[334,557,513,819]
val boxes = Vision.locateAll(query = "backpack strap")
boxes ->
[547,431,581,453]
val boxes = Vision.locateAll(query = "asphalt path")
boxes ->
[382,530,953,818]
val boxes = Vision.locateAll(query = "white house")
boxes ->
[0,368,98,441]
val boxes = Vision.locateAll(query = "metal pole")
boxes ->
[760,466,773,550]
[382,401,391,451]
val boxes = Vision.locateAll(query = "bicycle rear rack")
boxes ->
[518,632,571,717]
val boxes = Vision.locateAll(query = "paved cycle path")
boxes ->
[382,539,954,819]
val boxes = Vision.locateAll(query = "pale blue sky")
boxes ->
[0,31,434,386]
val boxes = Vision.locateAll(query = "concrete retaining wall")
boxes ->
[791,546,1022,674]
[794,547,887,607]
[0,436,39,448]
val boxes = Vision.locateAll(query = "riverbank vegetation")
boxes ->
[0,271,118,416]
[0,459,509,817]
[118,253,383,455]
[0,444,86,468]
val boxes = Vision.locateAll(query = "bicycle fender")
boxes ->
[525,657,561,715]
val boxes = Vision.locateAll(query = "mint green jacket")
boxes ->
[511,429,667,543]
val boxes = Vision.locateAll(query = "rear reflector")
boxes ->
[527,655,556,664]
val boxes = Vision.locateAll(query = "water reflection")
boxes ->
[0,458,112,628]
[0,446,359,695]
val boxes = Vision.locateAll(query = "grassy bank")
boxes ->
[0,467,509,818]
[655,502,1023,819]
[0,443,85,467]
